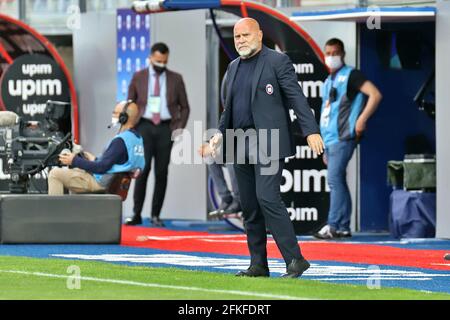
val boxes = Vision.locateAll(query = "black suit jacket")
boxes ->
[218,45,320,160]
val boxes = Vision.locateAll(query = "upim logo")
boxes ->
[281,169,329,193]
[22,64,52,77]
[8,79,62,101]
[287,206,318,221]
[23,103,46,117]
[293,63,314,74]
[298,80,323,98]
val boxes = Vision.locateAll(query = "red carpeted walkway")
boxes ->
[121,226,450,271]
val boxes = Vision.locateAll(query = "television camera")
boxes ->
[0,100,72,193]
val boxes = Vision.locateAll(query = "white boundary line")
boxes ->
[139,235,247,241]
[0,269,308,300]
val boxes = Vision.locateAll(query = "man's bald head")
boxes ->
[113,101,140,127]
[233,18,263,59]
[234,18,261,32]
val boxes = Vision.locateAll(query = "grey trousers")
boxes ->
[208,163,240,204]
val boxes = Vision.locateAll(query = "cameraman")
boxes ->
[48,101,145,195]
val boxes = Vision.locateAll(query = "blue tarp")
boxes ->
[162,0,221,10]
[291,6,436,17]
[389,190,436,239]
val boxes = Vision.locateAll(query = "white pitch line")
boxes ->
[430,263,450,267]
[139,235,247,241]
[200,239,250,243]
[0,270,308,300]
[318,277,432,281]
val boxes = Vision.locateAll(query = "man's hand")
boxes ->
[82,151,96,161]
[355,117,367,138]
[355,80,382,139]
[210,133,222,149]
[198,143,214,158]
[198,133,222,158]
[306,134,325,155]
[59,152,76,166]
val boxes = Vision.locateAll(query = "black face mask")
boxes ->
[153,66,166,74]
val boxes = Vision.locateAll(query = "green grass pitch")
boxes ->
[0,256,449,300]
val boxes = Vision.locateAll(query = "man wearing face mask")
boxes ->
[48,101,145,195]
[315,38,382,240]
[126,42,190,227]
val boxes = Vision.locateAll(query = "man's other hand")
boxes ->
[59,152,76,166]
[198,143,214,158]
[198,133,222,158]
[306,134,325,155]
[210,133,222,149]
[355,117,367,138]
[82,151,96,161]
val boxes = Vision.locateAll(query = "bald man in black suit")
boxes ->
[200,18,324,278]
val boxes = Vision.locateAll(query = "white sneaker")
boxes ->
[313,225,337,239]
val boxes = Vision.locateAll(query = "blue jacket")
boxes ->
[320,65,365,146]
[94,130,145,184]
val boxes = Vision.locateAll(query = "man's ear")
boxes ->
[259,30,263,41]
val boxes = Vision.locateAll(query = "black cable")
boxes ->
[209,9,238,62]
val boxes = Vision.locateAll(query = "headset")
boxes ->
[119,100,134,125]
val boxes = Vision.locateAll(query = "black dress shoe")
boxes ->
[125,216,142,226]
[222,200,241,214]
[336,230,352,238]
[151,217,165,227]
[235,265,270,277]
[281,258,310,278]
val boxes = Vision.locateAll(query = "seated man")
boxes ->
[48,101,145,195]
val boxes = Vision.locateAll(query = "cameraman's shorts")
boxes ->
[48,168,105,195]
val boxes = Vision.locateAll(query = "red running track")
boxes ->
[121,226,450,271]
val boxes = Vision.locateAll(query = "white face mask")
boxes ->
[325,55,343,71]
[152,61,166,68]
[110,117,120,128]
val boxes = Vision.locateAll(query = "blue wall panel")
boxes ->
[117,9,151,102]
[359,22,436,231]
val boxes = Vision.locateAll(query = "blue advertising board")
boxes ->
[116,9,151,102]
